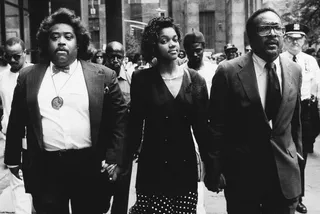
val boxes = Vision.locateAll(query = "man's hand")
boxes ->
[101,160,123,182]
[9,166,22,180]
[204,173,226,193]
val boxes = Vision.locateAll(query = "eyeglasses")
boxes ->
[96,55,103,58]
[256,25,285,37]
[285,36,304,43]
[4,53,23,61]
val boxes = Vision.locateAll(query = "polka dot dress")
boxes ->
[129,191,197,214]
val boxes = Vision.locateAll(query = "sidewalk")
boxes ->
[1,138,320,213]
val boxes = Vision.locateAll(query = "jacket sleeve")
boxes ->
[205,64,229,191]
[127,71,145,160]
[103,69,129,167]
[4,72,28,165]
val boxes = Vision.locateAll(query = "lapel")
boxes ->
[81,60,104,147]
[237,53,267,121]
[27,64,47,150]
[272,55,294,130]
[27,61,104,149]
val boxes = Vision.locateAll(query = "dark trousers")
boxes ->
[224,149,299,214]
[100,161,132,214]
[300,99,317,198]
[32,148,101,214]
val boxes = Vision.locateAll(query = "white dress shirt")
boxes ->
[252,53,282,110]
[37,60,91,151]
[281,51,320,101]
[0,62,32,134]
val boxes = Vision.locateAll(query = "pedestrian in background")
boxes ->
[224,43,238,61]
[281,23,320,214]
[91,49,106,65]
[128,16,212,214]
[0,37,33,214]
[4,8,128,214]
[180,28,218,214]
[207,8,302,213]
[104,41,133,214]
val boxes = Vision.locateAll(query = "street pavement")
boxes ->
[1,138,320,213]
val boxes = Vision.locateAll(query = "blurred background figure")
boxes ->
[132,53,149,71]
[245,45,252,54]
[224,43,238,60]
[176,49,188,66]
[91,49,106,65]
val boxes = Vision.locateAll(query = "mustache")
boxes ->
[54,48,69,54]
[265,39,279,45]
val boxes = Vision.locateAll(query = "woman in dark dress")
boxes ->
[128,16,212,214]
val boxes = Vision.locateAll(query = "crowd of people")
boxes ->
[0,6,319,214]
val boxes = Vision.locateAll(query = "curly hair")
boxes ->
[36,8,91,61]
[141,16,181,62]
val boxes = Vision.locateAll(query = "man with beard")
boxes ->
[4,8,128,214]
[281,23,320,214]
[0,37,33,214]
[104,41,133,214]
[206,8,303,213]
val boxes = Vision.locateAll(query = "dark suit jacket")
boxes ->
[208,53,302,199]
[4,60,128,194]
[129,66,212,195]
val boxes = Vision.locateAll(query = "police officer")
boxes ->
[281,23,320,214]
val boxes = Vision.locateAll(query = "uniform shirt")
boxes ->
[37,60,91,151]
[0,62,32,134]
[252,53,282,110]
[180,59,217,97]
[117,65,133,105]
[282,51,320,101]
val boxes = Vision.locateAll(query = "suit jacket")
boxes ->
[129,66,212,195]
[208,52,302,199]
[4,60,128,193]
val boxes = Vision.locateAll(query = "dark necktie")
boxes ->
[52,65,70,74]
[265,62,281,123]
[292,55,297,62]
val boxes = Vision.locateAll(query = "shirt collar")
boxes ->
[252,53,280,76]
[118,65,127,80]
[50,59,78,75]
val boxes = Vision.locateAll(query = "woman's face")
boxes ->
[156,27,180,61]
[96,52,104,65]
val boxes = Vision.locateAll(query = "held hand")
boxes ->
[109,166,122,182]
[9,166,22,180]
[204,173,226,193]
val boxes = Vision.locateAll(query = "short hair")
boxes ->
[36,7,91,61]
[141,16,181,62]
[246,8,280,44]
[5,37,25,50]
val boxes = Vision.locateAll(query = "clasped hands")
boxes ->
[101,160,122,182]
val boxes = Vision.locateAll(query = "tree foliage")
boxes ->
[125,26,142,60]
[282,0,320,45]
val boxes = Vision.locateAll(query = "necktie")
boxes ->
[265,62,281,123]
[52,65,70,74]
[292,55,297,62]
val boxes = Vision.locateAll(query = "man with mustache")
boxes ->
[206,8,303,213]
[281,23,320,213]
[4,8,128,214]
[0,37,33,214]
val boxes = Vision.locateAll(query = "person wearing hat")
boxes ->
[281,23,320,214]
[224,43,239,60]
[180,29,218,214]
